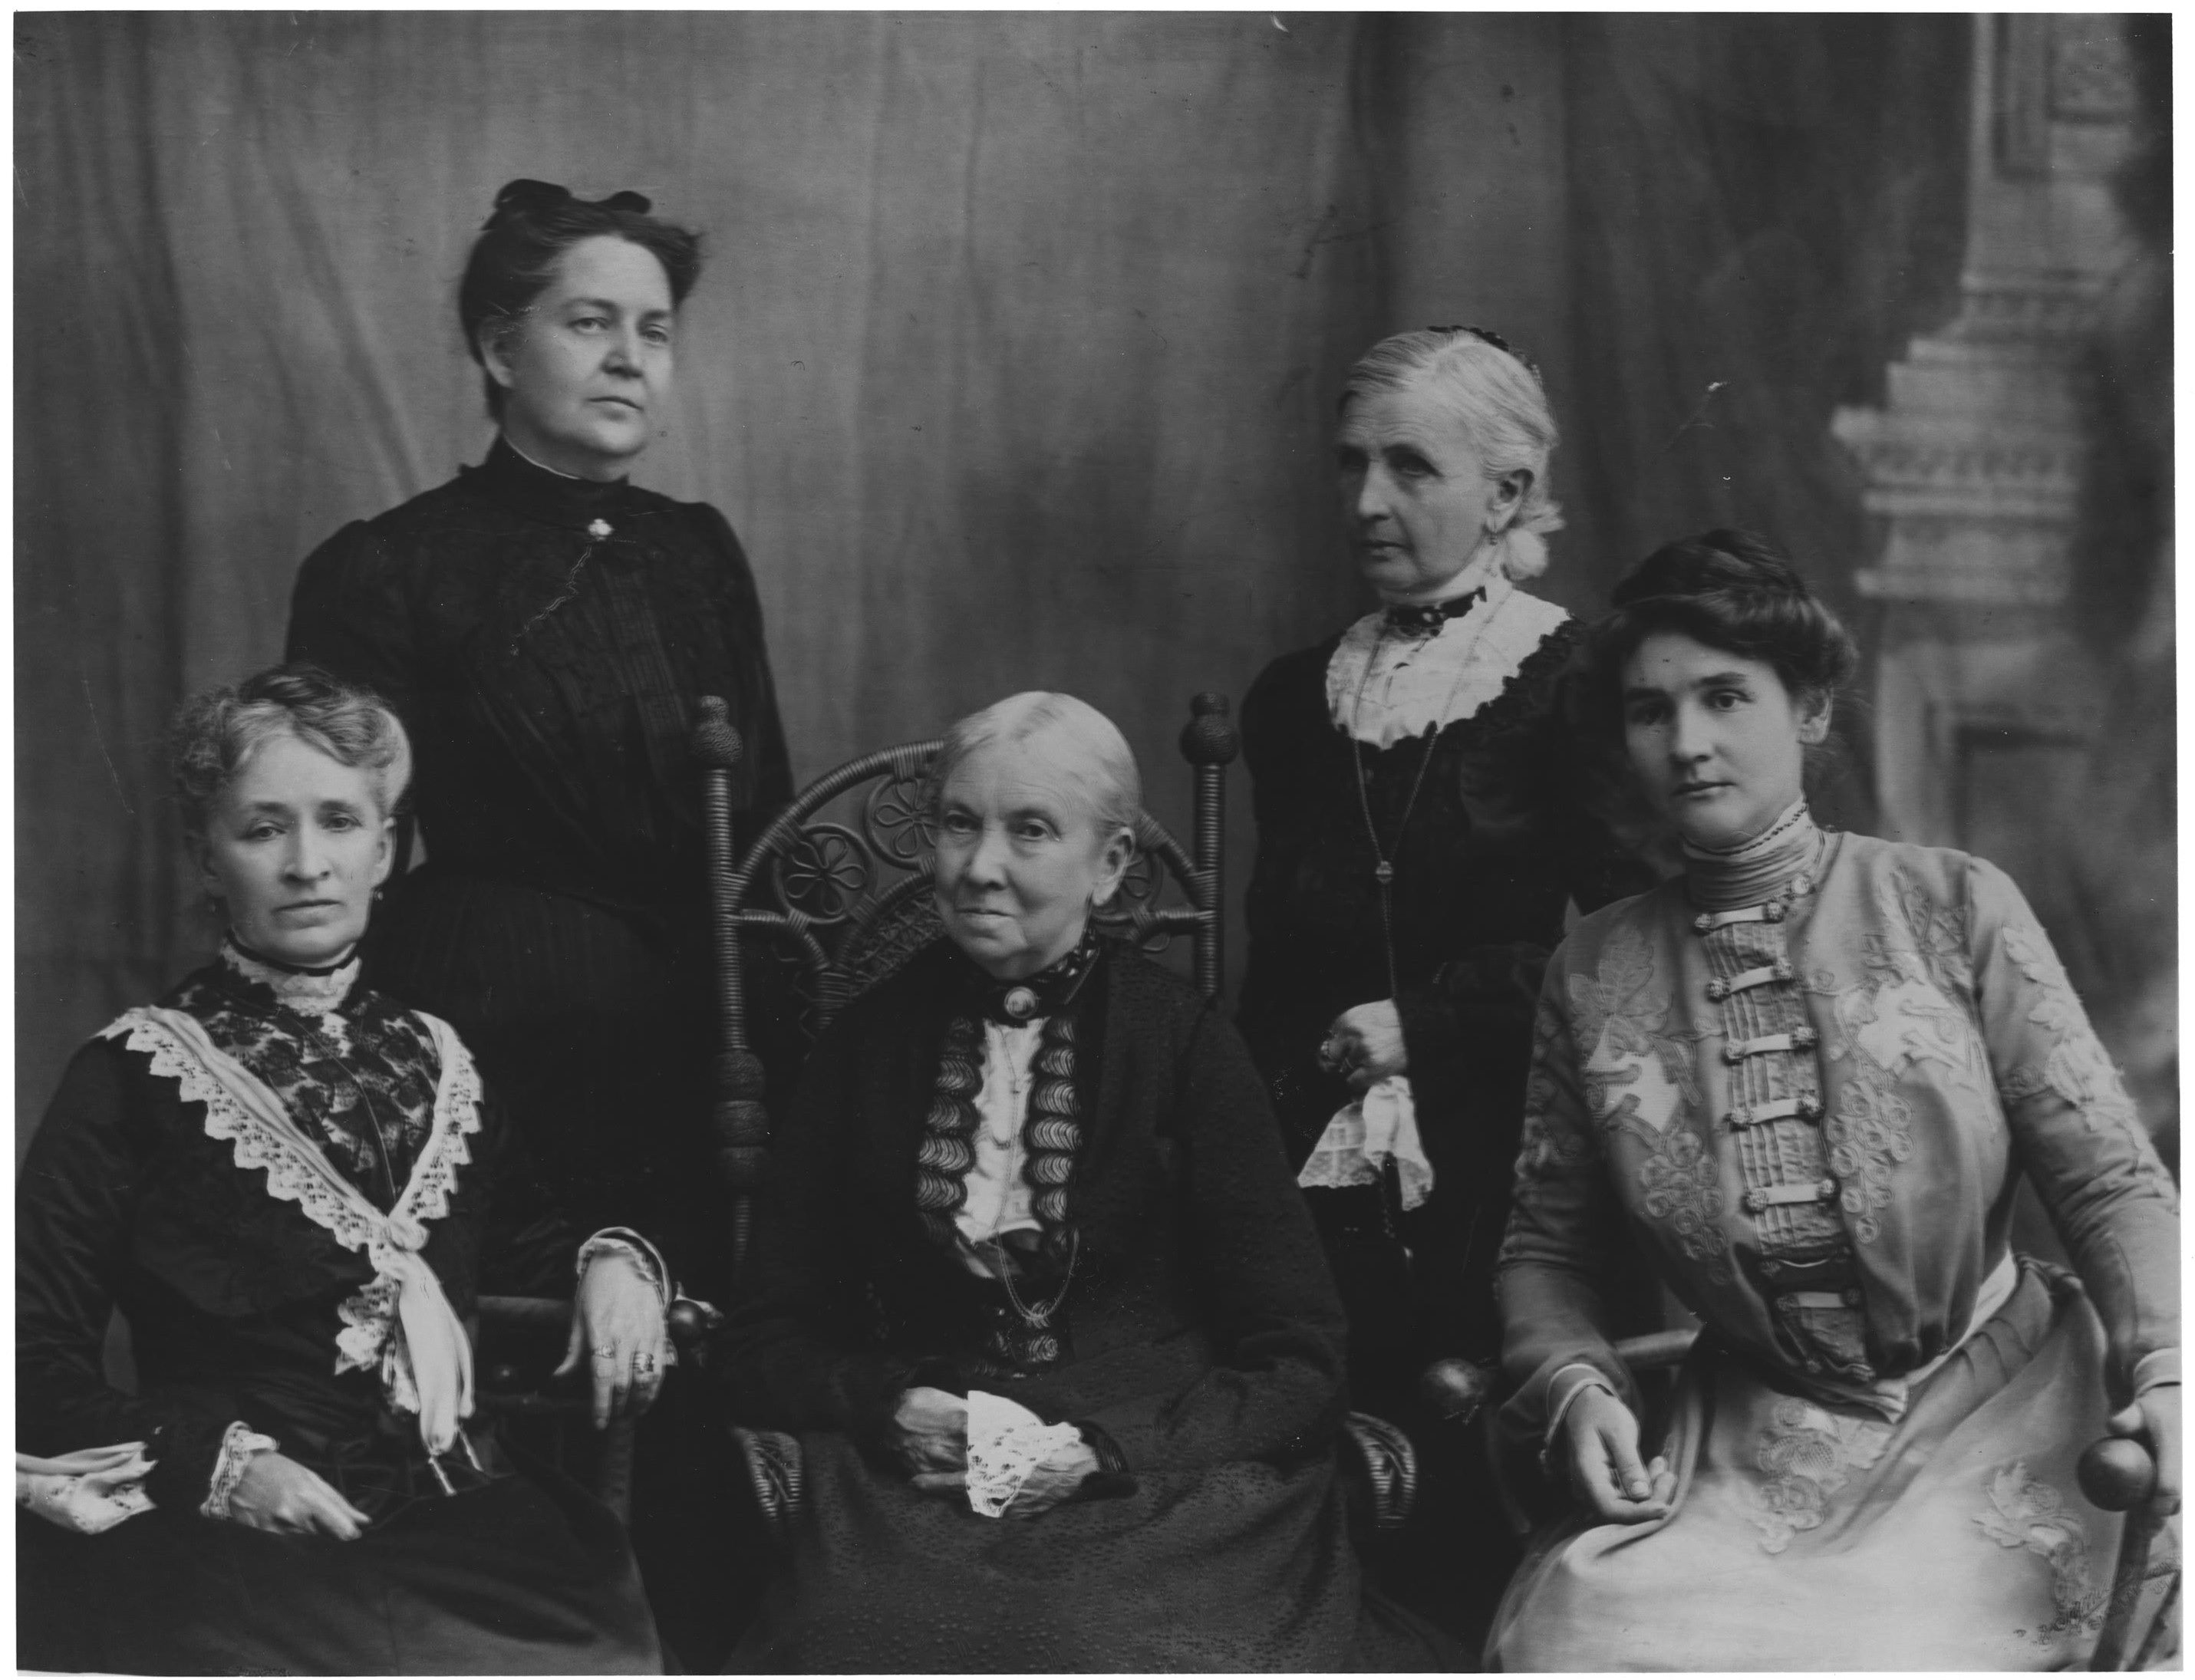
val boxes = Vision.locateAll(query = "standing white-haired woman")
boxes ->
[720,691,1451,1671]
[1237,327,1653,1636]
[17,664,670,1674]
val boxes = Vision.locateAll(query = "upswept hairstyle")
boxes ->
[1580,529,1859,743]
[928,692,1145,844]
[170,664,413,843]
[1340,327,1564,581]
[458,178,705,419]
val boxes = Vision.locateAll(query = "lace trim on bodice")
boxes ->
[99,1004,484,1379]
[1324,584,1570,748]
[219,937,361,1021]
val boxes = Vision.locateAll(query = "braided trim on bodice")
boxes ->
[915,1014,986,1248]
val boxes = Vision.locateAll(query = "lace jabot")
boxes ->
[1681,799,1824,910]
[220,937,361,1019]
[1324,581,1571,749]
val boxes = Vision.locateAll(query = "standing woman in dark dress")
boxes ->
[1237,328,1651,1629]
[286,180,793,1664]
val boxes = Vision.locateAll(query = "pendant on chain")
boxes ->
[1374,861,1395,885]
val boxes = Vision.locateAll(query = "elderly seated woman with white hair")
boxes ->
[720,691,1451,1672]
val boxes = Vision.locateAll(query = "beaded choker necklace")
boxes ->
[1383,587,1488,639]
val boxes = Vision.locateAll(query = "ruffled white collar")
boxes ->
[1325,581,1570,748]
[220,937,361,1018]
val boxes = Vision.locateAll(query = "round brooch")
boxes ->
[587,518,613,539]
[1002,986,1039,1021]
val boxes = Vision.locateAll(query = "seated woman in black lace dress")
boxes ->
[720,693,1450,1672]
[17,666,671,1675]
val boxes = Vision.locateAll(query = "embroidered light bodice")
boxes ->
[1501,827,2177,1405]
[1323,578,1571,749]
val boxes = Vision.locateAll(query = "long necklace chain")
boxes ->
[980,1018,1076,1329]
[987,1229,1080,1329]
[1349,592,1505,1000]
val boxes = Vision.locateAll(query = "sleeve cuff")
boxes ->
[578,1227,674,1311]
[1543,1362,1619,1452]
[2133,1348,2181,1395]
[199,1422,279,1520]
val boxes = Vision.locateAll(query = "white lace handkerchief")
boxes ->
[964,1390,1084,1520]
[1295,1075,1435,1211]
[16,1442,156,1534]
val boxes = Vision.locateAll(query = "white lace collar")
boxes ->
[221,938,361,1018]
[1325,582,1570,748]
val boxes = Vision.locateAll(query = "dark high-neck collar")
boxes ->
[463,434,638,530]
[1680,799,1825,911]
[951,927,1104,1024]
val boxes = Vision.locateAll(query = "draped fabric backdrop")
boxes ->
[23,15,2156,1149]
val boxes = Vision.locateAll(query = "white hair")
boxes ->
[1340,328,1564,581]
[930,691,1143,838]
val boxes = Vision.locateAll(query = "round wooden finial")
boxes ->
[1419,1356,1495,1425]
[666,1298,723,1346]
[690,695,744,770]
[1180,691,1241,767]
[2078,1436,2157,1512]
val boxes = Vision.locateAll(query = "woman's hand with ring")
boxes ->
[1321,1000,1409,1092]
[556,1250,670,1428]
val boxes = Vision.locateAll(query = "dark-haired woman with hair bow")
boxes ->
[286,180,792,1664]
[1488,532,2179,1669]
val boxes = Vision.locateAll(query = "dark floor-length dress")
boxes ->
[1238,605,1655,1639]
[720,938,1450,1672]
[287,436,793,1662]
[16,947,661,1676]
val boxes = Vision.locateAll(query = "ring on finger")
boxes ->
[590,1348,620,1363]
[631,1352,658,1375]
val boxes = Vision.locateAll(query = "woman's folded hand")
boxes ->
[910,1436,1101,1519]
[892,1385,969,1480]
[227,1451,373,1542]
[2109,1386,2183,1518]
[1320,1000,1409,1092]
[1563,1387,1674,1524]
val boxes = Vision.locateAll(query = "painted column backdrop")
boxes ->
[20,15,2162,1150]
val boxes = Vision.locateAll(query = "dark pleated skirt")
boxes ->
[18,1467,660,1675]
[731,1431,1458,1675]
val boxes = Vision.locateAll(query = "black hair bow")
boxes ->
[1426,324,1541,379]
[486,179,654,226]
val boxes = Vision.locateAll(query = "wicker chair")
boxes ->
[689,692,1423,1540]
